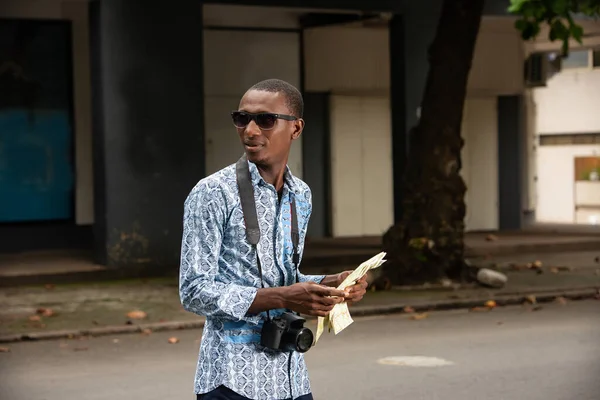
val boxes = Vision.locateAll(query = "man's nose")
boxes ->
[245,119,261,136]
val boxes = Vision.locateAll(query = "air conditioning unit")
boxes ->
[524,52,562,88]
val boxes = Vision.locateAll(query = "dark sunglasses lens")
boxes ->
[256,114,277,130]
[232,112,251,128]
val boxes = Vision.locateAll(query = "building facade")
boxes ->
[3,0,591,271]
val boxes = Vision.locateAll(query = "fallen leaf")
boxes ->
[470,307,489,312]
[44,284,55,290]
[525,295,537,305]
[168,337,180,344]
[532,260,542,268]
[497,321,504,325]
[555,296,567,305]
[550,267,559,274]
[37,308,54,317]
[403,306,415,314]
[126,310,147,320]
[532,305,543,312]
[410,313,428,321]
[28,315,41,322]
[92,320,100,325]
[484,300,497,308]
[73,346,88,352]
[0,347,10,353]
[556,266,573,272]
[485,234,499,242]
[141,328,152,336]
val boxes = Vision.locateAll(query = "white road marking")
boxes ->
[377,356,455,367]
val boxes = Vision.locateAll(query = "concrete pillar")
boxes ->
[89,0,205,268]
[389,4,441,222]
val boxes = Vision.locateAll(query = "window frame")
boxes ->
[558,48,600,72]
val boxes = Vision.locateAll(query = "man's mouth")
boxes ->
[244,142,263,151]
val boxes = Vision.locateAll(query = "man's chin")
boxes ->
[244,150,266,164]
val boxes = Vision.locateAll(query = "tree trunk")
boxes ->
[381,0,485,285]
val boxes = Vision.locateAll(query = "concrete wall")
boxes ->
[2,1,531,238]
[203,29,303,178]
[304,17,524,235]
[304,25,390,94]
[468,17,525,96]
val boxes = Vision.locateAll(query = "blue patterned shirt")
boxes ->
[179,159,325,400]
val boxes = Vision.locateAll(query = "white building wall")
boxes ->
[461,97,499,231]
[533,69,600,134]
[329,95,394,237]
[526,21,600,224]
[304,26,394,237]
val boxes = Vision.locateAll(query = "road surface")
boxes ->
[1,300,599,400]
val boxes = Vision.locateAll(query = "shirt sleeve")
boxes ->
[295,188,326,285]
[179,180,260,323]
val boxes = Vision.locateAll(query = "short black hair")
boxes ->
[248,79,303,118]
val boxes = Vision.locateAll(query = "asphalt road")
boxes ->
[1,300,599,400]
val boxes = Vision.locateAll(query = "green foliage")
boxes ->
[509,0,600,56]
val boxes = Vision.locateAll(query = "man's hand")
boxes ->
[283,282,347,317]
[335,270,369,304]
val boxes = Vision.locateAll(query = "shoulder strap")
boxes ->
[235,154,301,287]
[236,155,261,245]
[290,197,300,267]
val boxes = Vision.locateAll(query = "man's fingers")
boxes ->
[314,284,346,298]
[317,295,345,306]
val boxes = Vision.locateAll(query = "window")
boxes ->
[562,49,590,69]
[594,49,600,68]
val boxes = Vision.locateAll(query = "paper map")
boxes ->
[314,252,387,344]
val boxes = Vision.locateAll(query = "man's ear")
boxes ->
[292,118,305,140]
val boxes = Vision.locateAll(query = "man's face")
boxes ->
[235,90,303,167]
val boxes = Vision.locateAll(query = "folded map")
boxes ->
[314,252,387,344]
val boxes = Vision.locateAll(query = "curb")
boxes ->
[346,287,599,318]
[1,287,597,344]
[0,319,205,344]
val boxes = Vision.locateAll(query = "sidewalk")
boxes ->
[1,250,598,343]
[2,230,600,287]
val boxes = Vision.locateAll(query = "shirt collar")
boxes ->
[247,160,299,194]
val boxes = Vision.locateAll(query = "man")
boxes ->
[180,79,368,400]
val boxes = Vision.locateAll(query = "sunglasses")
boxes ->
[231,111,297,131]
